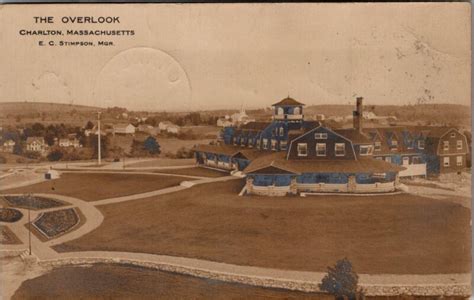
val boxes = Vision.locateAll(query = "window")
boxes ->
[375,156,383,160]
[256,139,261,149]
[457,140,462,150]
[418,140,425,149]
[412,156,422,164]
[297,143,308,156]
[335,143,345,156]
[385,156,392,163]
[315,132,328,139]
[443,141,449,151]
[450,132,456,138]
[316,143,326,156]
[279,127,284,136]
[402,156,409,165]
[457,156,463,166]
[391,140,398,146]
[407,141,414,149]
[271,139,277,151]
[280,140,287,150]
[262,138,268,150]
[443,156,450,167]
[372,173,386,179]
[374,141,382,151]
[360,145,372,156]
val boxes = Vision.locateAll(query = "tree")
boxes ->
[90,135,109,159]
[47,149,64,161]
[319,258,363,300]
[85,121,94,130]
[143,136,161,155]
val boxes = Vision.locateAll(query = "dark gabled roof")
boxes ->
[334,129,372,144]
[194,144,263,160]
[272,97,305,107]
[244,152,404,174]
[240,122,271,131]
[194,144,242,156]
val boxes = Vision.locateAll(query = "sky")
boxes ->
[0,3,470,111]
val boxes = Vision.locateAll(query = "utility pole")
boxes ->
[27,193,32,256]
[97,111,102,166]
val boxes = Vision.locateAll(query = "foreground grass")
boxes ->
[55,180,471,274]
[12,263,469,300]
[12,263,330,300]
[2,173,192,201]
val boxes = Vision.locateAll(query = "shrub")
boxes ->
[47,149,64,161]
[319,258,364,300]
[23,151,41,159]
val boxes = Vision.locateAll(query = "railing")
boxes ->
[273,114,304,120]
[297,183,348,193]
[296,181,396,193]
[251,185,290,196]
[399,163,427,177]
[355,181,395,193]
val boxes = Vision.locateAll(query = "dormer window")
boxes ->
[335,143,345,156]
[360,145,373,156]
[297,143,308,156]
[262,138,268,150]
[418,140,425,149]
[391,140,398,146]
[315,133,328,139]
[271,139,277,151]
[256,139,261,149]
[280,140,287,150]
[374,141,382,151]
[279,127,284,136]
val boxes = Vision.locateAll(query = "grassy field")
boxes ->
[11,263,469,300]
[153,167,228,178]
[125,158,195,168]
[54,180,471,275]
[12,263,330,300]
[2,173,192,202]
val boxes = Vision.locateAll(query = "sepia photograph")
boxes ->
[0,3,471,299]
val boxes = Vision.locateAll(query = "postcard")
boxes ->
[0,3,471,299]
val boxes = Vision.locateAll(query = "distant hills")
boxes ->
[0,102,103,116]
[0,101,470,129]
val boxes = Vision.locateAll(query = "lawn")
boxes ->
[2,173,192,202]
[153,167,228,178]
[54,180,471,275]
[12,263,329,300]
[126,158,195,168]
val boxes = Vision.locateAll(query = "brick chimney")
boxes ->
[353,97,363,133]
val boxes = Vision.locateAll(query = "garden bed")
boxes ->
[0,225,22,245]
[1,195,65,210]
[33,208,80,239]
[0,208,23,222]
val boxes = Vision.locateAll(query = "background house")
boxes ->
[0,139,16,153]
[113,123,136,135]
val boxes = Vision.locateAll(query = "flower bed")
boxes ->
[33,208,80,239]
[2,195,65,210]
[0,225,22,244]
[0,208,23,222]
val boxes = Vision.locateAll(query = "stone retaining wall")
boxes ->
[38,257,471,297]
